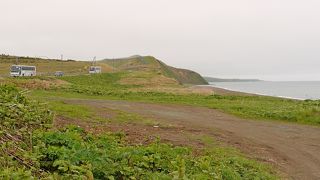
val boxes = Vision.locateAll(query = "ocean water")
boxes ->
[209,81,320,100]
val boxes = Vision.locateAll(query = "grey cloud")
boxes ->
[1,0,319,80]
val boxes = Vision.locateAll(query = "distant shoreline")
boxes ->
[192,85,256,96]
[193,85,305,100]
[204,76,262,83]
[213,85,305,100]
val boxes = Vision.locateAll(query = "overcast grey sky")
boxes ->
[1,0,320,81]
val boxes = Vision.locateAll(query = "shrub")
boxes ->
[0,85,53,177]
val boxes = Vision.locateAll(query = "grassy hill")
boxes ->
[0,54,208,85]
[102,56,208,85]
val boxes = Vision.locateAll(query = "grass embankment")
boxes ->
[30,73,320,126]
[102,56,208,85]
[0,85,276,179]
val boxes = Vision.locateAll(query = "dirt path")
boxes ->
[63,99,320,180]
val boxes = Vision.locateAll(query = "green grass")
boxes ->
[29,73,320,126]
[48,101,95,120]
[59,72,139,89]
[0,85,277,179]
[103,56,160,69]
[102,56,208,85]
[109,108,155,125]
[60,73,120,86]
[1,73,317,179]
[44,99,156,125]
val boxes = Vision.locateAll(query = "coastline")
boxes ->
[194,84,305,100]
[213,85,305,100]
[192,85,256,96]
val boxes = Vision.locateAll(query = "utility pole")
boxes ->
[92,56,96,67]
[60,55,64,74]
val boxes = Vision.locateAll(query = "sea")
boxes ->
[208,81,320,100]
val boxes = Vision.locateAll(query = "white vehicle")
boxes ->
[10,65,36,77]
[89,66,101,74]
[54,71,64,77]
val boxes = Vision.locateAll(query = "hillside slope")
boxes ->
[102,56,208,85]
[0,54,207,85]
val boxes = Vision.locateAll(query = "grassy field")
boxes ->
[27,73,320,126]
[0,85,277,179]
[2,56,319,179]
[6,55,320,179]
[47,100,156,125]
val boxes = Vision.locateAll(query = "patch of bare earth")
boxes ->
[55,99,320,180]
[54,116,207,152]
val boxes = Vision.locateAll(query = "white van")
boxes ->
[89,66,101,74]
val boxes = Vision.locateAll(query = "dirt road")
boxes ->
[64,99,320,180]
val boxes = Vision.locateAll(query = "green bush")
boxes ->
[0,85,53,178]
[0,85,53,133]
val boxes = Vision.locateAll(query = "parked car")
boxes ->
[54,71,64,77]
[89,66,101,74]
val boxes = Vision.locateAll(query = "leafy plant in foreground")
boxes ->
[0,85,53,178]
[29,126,276,180]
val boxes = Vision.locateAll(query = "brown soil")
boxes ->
[54,116,208,151]
[56,99,320,180]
